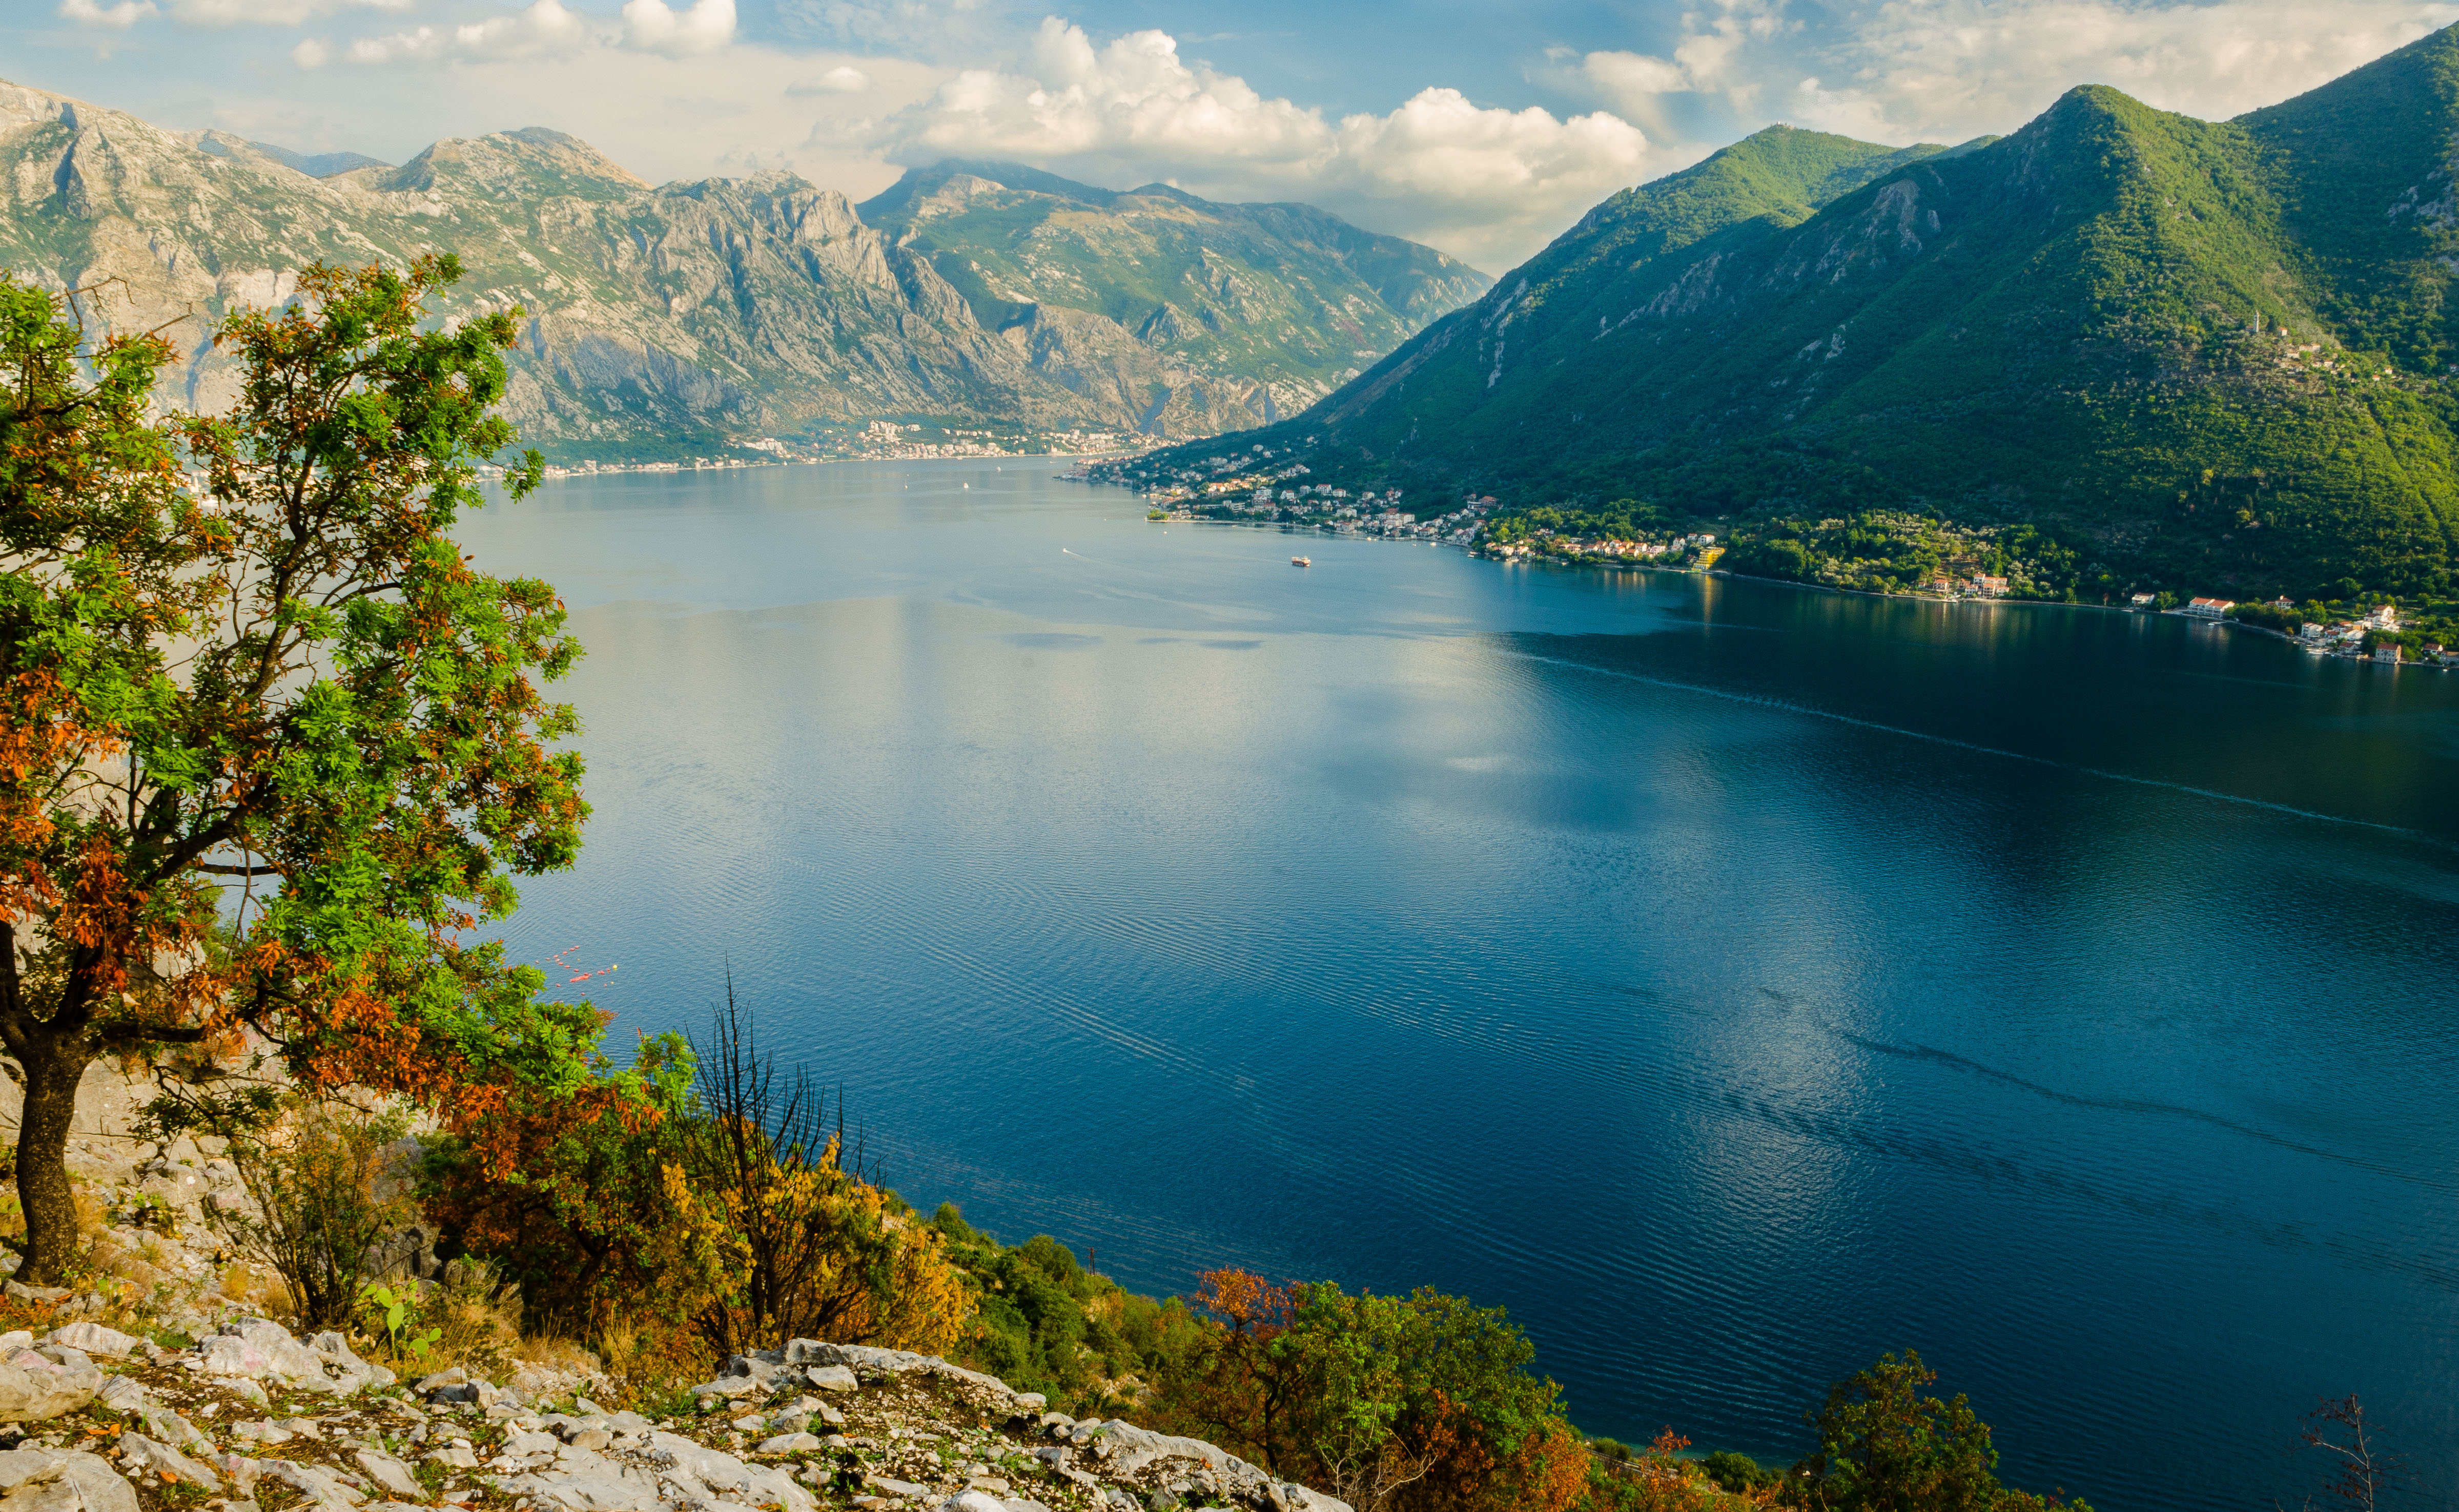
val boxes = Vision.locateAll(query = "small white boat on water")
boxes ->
[1292,555,1312,567]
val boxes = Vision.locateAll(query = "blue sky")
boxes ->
[10,0,2456,268]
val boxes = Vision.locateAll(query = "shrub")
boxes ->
[208,1098,416,1327]
[1702,1449,1776,1494]
[663,984,971,1358]
[351,1261,521,1377]
[1134,1269,1586,1512]
[931,1211,1190,1410]
[427,984,970,1370]
[421,1023,695,1342]
[1785,1351,2091,1512]
[1581,1430,1722,1511]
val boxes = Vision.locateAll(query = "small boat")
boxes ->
[1292,555,1312,567]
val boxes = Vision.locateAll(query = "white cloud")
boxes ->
[790,64,871,95]
[886,18,1653,268]
[1582,0,2459,149]
[58,0,157,27]
[165,0,407,23]
[622,0,735,56]
[55,0,2459,280]
[338,0,589,65]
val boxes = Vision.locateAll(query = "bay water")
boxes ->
[459,460,2459,1511]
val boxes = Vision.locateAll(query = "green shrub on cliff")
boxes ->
[1784,1351,2092,1512]
[929,1206,1209,1409]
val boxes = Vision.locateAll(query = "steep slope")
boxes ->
[0,80,1474,457]
[1115,27,2459,598]
[859,160,1490,416]
[1289,125,1957,448]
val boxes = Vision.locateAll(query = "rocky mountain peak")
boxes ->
[380,128,648,198]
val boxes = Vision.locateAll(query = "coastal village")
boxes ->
[2177,597,2455,665]
[1088,452,2457,668]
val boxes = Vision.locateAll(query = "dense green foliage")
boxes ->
[1114,26,2459,601]
[1719,512,2097,598]
[1703,1449,1778,1494]
[0,256,585,1283]
[928,1204,1204,1411]
[1790,1352,2091,1511]
[1485,501,1675,546]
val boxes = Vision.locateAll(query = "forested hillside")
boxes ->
[1106,25,2459,599]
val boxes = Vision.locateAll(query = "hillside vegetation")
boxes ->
[1106,25,2459,600]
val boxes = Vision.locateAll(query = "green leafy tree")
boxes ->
[1790,1351,2090,1512]
[1792,1351,2001,1511]
[0,257,580,1283]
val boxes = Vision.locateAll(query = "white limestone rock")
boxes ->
[114,1433,222,1493]
[351,1449,425,1500]
[42,1324,137,1358]
[0,1347,99,1421]
[0,1451,137,1512]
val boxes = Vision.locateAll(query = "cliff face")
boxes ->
[0,82,1480,458]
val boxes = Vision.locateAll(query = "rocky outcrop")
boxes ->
[0,1314,1351,1512]
[198,1320,394,1396]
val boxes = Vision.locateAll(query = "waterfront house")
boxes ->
[2375,643,2403,664]
[2129,592,2157,607]
[2300,623,2325,641]
[2184,597,2235,618]
[1975,575,2009,596]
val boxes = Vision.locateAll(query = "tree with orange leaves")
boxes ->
[0,258,587,1283]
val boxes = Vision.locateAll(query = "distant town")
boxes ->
[480,421,1164,481]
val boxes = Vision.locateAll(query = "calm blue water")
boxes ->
[459,461,2459,1512]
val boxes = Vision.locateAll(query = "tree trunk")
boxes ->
[14,1040,91,1287]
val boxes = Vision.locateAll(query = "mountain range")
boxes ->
[1115,25,2459,599]
[0,80,1487,460]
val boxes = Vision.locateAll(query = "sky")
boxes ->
[10,0,2459,271]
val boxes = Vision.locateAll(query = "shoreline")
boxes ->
[1150,512,2451,668]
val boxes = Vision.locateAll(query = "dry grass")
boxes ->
[591,1314,716,1407]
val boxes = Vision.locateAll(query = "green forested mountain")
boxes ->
[0,81,1481,458]
[859,161,1489,420]
[1109,26,2459,598]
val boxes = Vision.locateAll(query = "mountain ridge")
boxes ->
[855,157,1489,410]
[0,80,1485,458]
